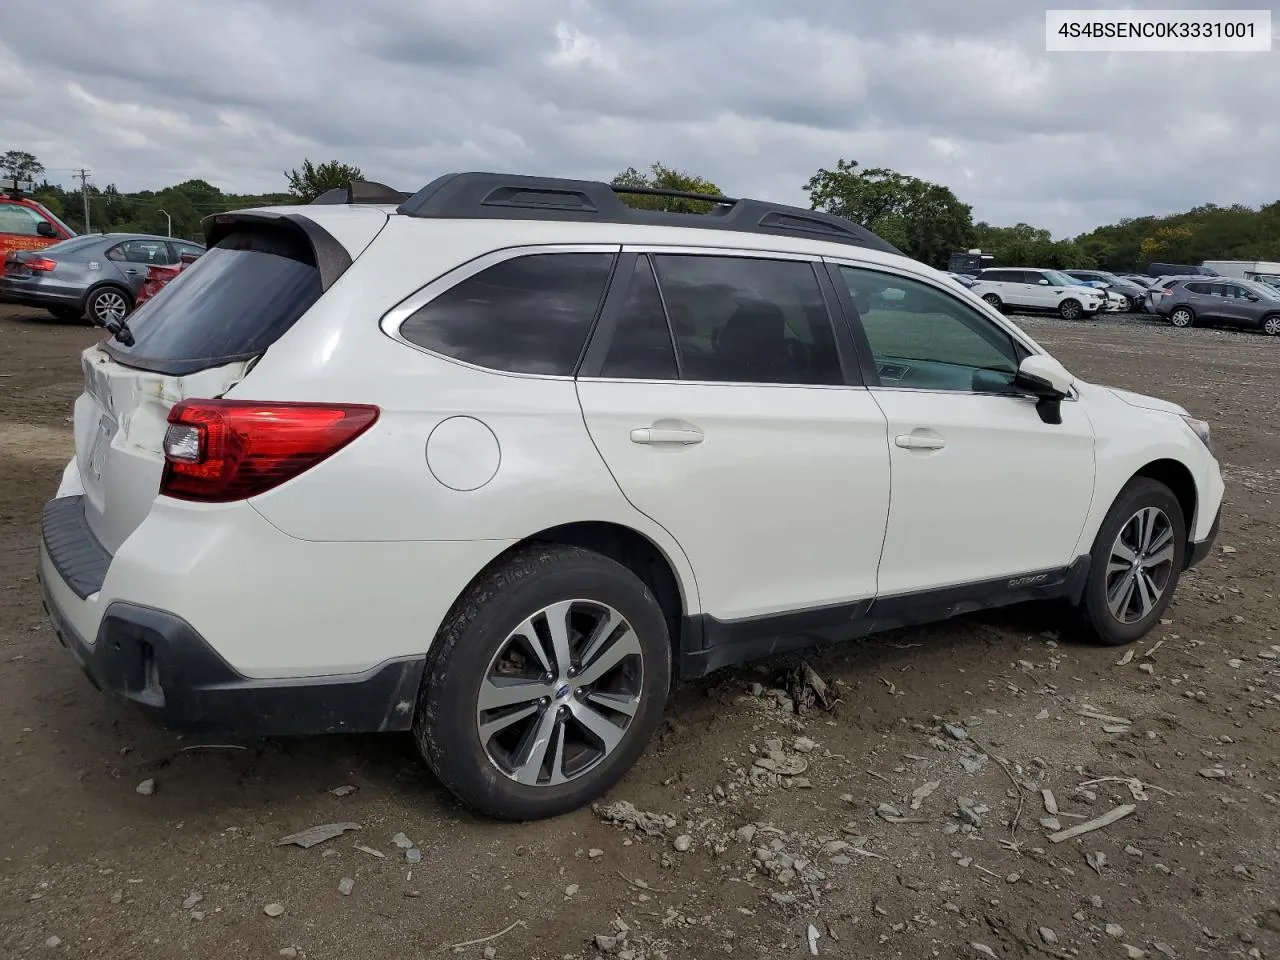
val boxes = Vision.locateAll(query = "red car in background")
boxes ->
[0,191,76,258]
[134,250,202,308]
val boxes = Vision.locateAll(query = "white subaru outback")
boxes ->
[38,174,1224,821]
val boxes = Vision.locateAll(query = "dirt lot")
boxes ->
[0,303,1277,960]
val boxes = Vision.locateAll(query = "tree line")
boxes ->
[5,149,1277,270]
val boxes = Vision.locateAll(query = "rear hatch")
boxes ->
[73,212,376,555]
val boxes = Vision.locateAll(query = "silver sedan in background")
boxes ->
[0,233,204,325]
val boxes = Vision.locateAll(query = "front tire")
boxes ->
[1078,478,1186,646]
[1261,314,1280,336]
[1059,299,1083,320]
[413,544,671,821]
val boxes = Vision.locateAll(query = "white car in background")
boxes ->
[37,173,1224,821]
[970,267,1105,320]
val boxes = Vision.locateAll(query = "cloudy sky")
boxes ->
[1,0,1274,236]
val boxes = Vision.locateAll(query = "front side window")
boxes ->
[400,253,615,376]
[0,203,45,236]
[839,266,1020,393]
[651,255,843,385]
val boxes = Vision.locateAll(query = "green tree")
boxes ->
[285,159,364,203]
[1139,225,1194,264]
[611,163,724,213]
[972,222,1092,269]
[803,159,973,266]
[1,149,44,183]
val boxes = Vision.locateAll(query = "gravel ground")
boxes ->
[0,304,1277,960]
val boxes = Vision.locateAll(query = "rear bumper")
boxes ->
[38,553,424,736]
[37,494,432,737]
[0,277,84,308]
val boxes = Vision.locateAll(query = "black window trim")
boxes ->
[378,242,622,381]
[578,244,866,389]
[820,258,1069,401]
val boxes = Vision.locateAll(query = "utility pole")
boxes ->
[158,208,172,237]
[74,168,91,233]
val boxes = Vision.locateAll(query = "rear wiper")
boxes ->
[96,316,135,346]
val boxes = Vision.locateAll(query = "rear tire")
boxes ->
[1078,478,1186,647]
[982,293,1003,311]
[1169,307,1195,328]
[85,286,133,328]
[412,544,671,821]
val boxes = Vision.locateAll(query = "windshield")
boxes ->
[1243,280,1280,299]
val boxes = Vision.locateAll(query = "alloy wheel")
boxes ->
[476,600,643,786]
[1170,308,1193,328]
[1106,507,1176,624]
[1060,299,1081,320]
[93,291,128,324]
[1263,315,1280,336]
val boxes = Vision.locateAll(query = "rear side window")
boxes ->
[400,253,615,376]
[652,255,844,385]
[1185,282,1210,294]
[105,227,323,375]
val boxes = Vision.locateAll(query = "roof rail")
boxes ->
[311,180,411,205]
[394,173,902,255]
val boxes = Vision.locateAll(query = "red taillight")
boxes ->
[1160,288,1173,297]
[27,256,57,272]
[160,400,380,503]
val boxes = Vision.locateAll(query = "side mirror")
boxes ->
[1014,355,1074,425]
[1245,294,1260,302]
[1038,278,1050,285]
[36,221,56,238]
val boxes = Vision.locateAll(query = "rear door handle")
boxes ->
[630,427,703,445]
[895,434,946,450]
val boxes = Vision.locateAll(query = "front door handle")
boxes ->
[895,434,946,450]
[630,427,703,445]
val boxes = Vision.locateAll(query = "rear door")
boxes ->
[73,220,345,553]
[576,250,891,622]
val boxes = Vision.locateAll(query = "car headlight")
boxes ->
[1181,415,1213,453]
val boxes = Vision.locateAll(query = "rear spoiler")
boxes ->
[200,210,353,291]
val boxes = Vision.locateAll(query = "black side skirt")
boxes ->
[678,557,1090,680]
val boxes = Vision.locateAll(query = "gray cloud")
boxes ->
[1,0,1274,236]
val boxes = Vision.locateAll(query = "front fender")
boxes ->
[1072,383,1223,554]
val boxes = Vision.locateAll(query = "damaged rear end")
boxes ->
[36,204,411,735]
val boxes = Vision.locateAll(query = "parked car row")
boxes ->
[1,233,204,325]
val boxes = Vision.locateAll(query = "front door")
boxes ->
[576,251,891,622]
[830,262,1096,596]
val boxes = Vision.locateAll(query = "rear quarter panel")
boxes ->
[224,218,703,615]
